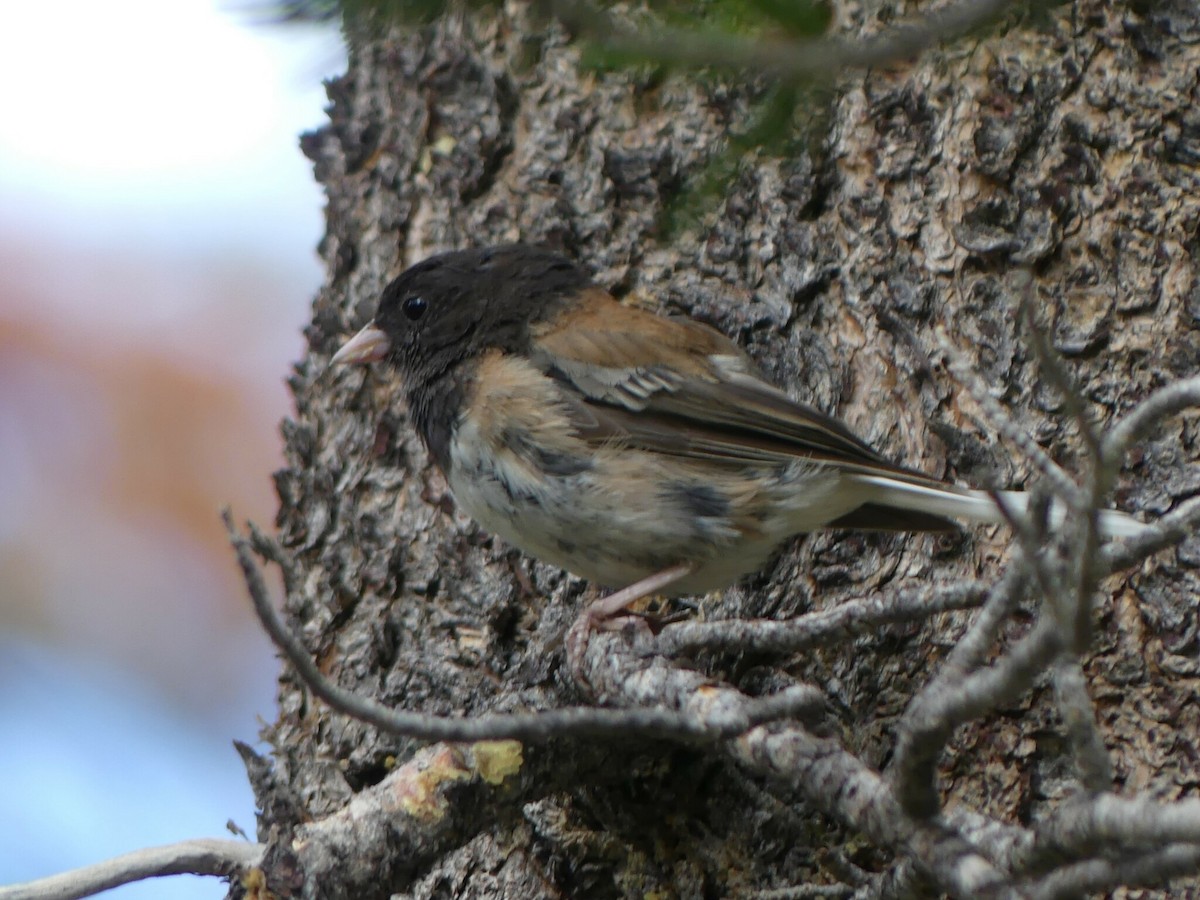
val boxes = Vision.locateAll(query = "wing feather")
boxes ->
[532,293,936,481]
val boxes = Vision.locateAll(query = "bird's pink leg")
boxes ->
[585,563,696,620]
[566,563,695,674]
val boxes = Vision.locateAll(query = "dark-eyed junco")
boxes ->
[332,244,1145,609]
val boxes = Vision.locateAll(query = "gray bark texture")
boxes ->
[242,0,1200,896]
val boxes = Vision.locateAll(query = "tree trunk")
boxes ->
[243,1,1200,896]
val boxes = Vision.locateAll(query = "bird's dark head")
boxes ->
[332,244,591,383]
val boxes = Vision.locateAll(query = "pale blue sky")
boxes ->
[0,3,344,897]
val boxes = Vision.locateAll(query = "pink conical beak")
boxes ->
[331,323,391,366]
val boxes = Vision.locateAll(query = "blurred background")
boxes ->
[0,2,344,897]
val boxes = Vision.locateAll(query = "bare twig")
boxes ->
[1101,376,1200,470]
[0,839,264,900]
[946,807,1034,874]
[1019,279,1103,470]
[579,619,1023,897]
[1090,374,1200,571]
[1090,377,1200,573]
[1004,290,1128,796]
[1027,844,1200,900]
[226,510,815,744]
[1047,659,1112,793]
[986,489,1069,629]
[656,580,989,657]
[1100,496,1200,574]
[1032,794,1200,856]
[937,332,1083,509]
[941,564,1029,676]
[889,614,1061,819]
[1016,282,1107,662]
[881,562,1029,819]
[571,628,827,724]
[884,326,1200,829]
[751,884,855,898]
[736,725,1021,899]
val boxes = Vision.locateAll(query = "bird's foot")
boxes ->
[565,563,694,680]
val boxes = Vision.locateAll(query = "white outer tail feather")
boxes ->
[852,474,1150,540]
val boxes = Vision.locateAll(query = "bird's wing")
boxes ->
[530,291,904,472]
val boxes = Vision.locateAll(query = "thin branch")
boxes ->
[881,562,1029,818]
[1091,378,1200,573]
[1020,279,1102,470]
[946,807,1034,874]
[576,618,1023,897]
[656,580,989,657]
[1101,375,1200,469]
[941,564,1029,676]
[986,489,1069,628]
[225,510,815,744]
[247,522,302,597]
[937,332,1084,509]
[736,725,1021,899]
[849,809,1034,900]
[1015,280,1108,667]
[993,289,1132,797]
[889,613,1061,819]
[1047,659,1112,793]
[0,839,264,900]
[548,0,1016,82]
[571,627,828,724]
[881,339,1200,829]
[751,885,855,898]
[1100,495,1200,574]
[1032,794,1200,856]
[1027,844,1200,900]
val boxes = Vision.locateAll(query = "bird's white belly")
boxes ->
[447,420,858,595]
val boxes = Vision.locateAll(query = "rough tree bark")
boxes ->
[241,0,1200,896]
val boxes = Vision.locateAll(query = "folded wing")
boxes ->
[530,293,963,532]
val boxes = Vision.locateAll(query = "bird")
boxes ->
[332,243,1146,612]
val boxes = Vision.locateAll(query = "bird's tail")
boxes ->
[850,473,1149,540]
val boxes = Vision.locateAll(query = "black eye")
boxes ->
[402,295,427,321]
